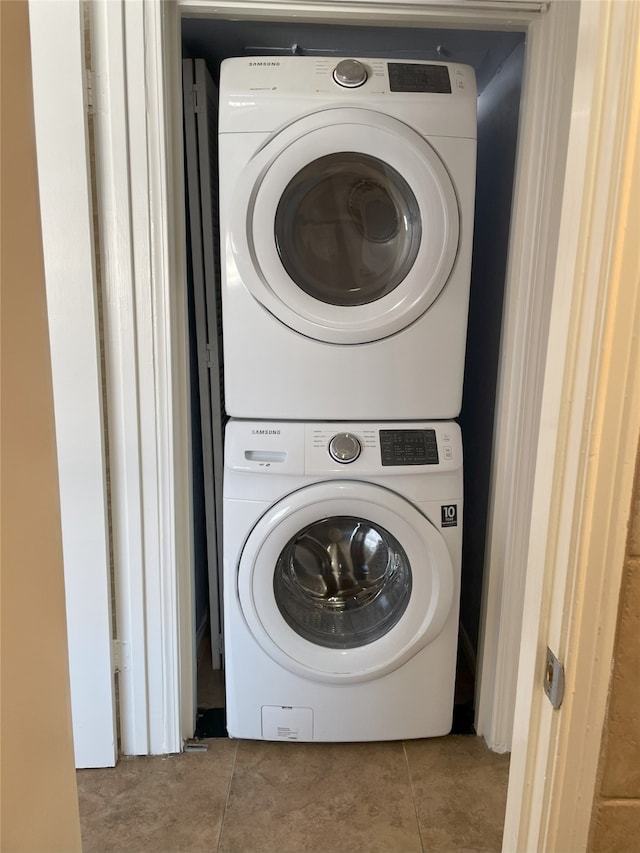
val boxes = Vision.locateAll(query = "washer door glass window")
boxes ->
[237,481,455,683]
[274,515,412,648]
[275,154,421,307]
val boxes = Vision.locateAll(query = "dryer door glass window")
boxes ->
[274,154,421,306]
[273,515,412,649]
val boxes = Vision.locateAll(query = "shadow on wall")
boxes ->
[459,42,525,657]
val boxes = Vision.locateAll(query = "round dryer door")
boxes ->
[231,108,460,344]
[237,481,455,684]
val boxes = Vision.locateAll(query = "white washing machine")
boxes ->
[218,56,477,420]
[223,419,463,741]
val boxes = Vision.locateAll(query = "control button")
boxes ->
[443,446,453,460]
[329,432,361,463]
[333,59,368,88]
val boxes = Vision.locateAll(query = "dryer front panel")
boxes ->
[230,109,460,344]
[237,481,456,683]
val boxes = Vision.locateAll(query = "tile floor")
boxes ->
[77,735,509,853]
[77,643,509,853]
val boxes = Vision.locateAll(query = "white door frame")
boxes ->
[504,2,640,848]
[29,1,640,848]
[29,0,117,769]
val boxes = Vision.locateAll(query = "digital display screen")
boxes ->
[388,63,452,94]
[380,429,439,466]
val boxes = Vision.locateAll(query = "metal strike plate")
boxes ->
[184,739,208,752]
[544,646,565,709]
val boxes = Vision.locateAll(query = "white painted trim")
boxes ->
[28,0,117,768]
[502,1,640,849]
[89,0,149,755]
[89,0,192,755]
[179,0,545,24]
[153,0,197,749]
[474,0,581,752]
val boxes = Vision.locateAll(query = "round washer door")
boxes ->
[237,481,455,684]
[231,108,460,344]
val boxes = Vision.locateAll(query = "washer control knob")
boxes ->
[333,59,368,88]
[329,432,362,463]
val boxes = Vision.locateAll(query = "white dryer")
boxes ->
[223,419,463,742]
[218,56,477,420]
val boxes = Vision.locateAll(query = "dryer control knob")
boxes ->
[333,59,368,88]
[329,432,362,463]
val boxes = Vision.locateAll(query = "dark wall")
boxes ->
[459,42,525,655]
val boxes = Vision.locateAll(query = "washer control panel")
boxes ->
[306,422,461,475]
[225,421,462,476]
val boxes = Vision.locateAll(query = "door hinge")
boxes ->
[189,84,201,113]
[112,639,129,674]
[85,68,95,115]
[544,646,565,709]
[205,343,216,369]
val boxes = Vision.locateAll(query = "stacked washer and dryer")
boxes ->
[218,56,477,741]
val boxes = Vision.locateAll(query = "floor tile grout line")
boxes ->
[403,740,427,853]
[216,738,239,853]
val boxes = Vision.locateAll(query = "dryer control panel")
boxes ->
[218,56,477,125]
[388,62,452,93]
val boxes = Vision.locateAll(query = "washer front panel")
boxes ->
[231,108,460,344]
[237,481,454,683]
